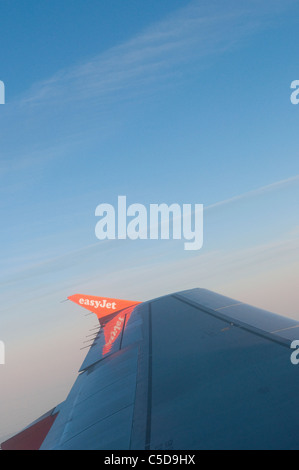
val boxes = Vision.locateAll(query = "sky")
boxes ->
[0,0,299,440]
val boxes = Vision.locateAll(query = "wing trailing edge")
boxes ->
[1,409,58,451]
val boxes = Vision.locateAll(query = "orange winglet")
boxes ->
[68,294,141,320]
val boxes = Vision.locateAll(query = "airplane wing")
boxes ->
[2,288,299,450]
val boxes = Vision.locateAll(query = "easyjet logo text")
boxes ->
[103,315,125,354]
[79,298,117,310]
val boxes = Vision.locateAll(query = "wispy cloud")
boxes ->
[0,0,295,176]
[1,173,298,290]
[17,0,293,109]
[206,174,299,211]
[1,0,298,308]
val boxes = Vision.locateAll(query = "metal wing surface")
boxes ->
[2,288,299,450]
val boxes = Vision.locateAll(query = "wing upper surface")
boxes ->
[3,288,299,450]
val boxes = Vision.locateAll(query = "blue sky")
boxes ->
[0,0,299,440]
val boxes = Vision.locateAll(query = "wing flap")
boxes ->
[1,409,58,451]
